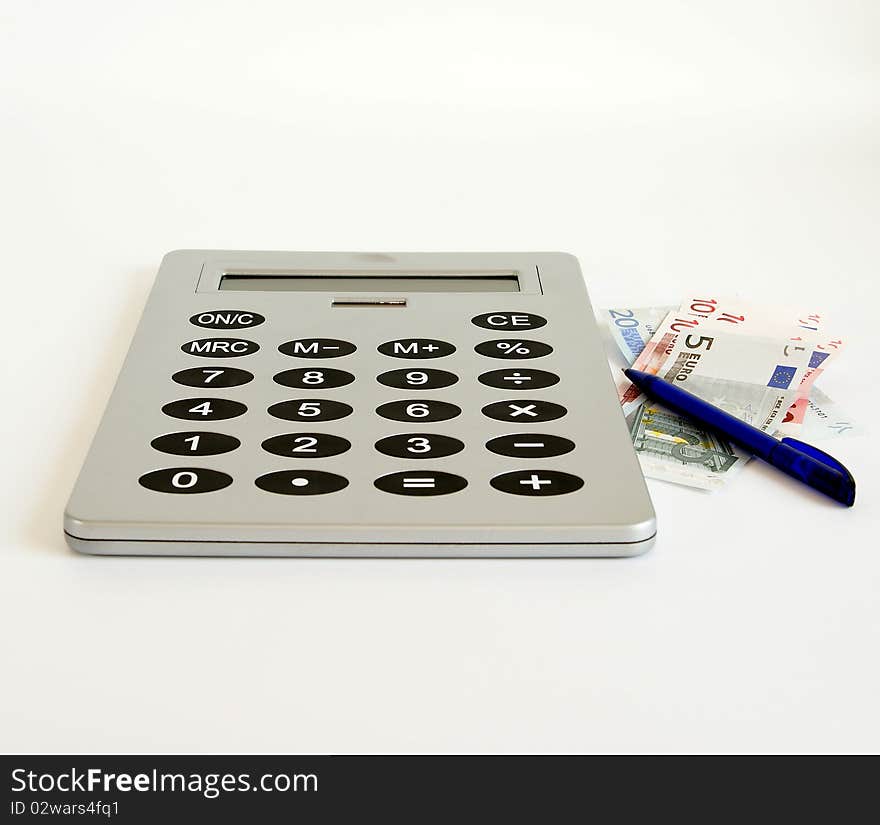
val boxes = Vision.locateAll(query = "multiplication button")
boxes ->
[279,339,356,358]
[472,312,547,331]
[486,434,574,458]
[482,400,567,423]
[475,339,553,359]
[139,467,232,494]
[490,470,584,496]
[374,471,467,496]
[256,470,349,496]
[378,339,455,359]
[478,369,559,390]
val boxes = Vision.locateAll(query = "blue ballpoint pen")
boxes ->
[624,368,856,506]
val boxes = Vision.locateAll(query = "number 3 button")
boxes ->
[375,433,464,459]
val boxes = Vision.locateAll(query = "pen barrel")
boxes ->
[767,442,854,506]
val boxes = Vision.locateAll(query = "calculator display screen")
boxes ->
[218,274,520,293]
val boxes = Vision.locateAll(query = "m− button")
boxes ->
[478,369,559,390]
[279,338,356,358]
[378,339,455,359]
[190,311,265,330]
[485,434,575,458]
[181,338,259,358]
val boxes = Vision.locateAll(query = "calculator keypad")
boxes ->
[148,309,585,498]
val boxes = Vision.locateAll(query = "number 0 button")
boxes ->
[274,368,355,390]
[151,431,241,457]
[375,433,464,459]
[377,369,458,390]
[262,433,351,458]
[163,398,247,421]
[139,468,232,494]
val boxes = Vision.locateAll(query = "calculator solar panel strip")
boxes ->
[64,251,656,557]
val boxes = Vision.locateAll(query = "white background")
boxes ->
[1,1,878,753]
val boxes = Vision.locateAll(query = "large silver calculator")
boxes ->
[64,251,656,556]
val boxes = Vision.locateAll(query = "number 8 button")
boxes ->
[274,368,355,389]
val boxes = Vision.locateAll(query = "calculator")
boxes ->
[64,251,656,557]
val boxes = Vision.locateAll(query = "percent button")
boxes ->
[475,339,553,360]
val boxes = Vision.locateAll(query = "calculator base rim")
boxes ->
[65,531,656,558]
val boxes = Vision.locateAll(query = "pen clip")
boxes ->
[780,437,854,483]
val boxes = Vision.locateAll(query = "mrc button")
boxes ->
[181,338,259,358]
[190,311,265,329]
[472,312,547,331]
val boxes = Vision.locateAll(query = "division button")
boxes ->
[139,467,233,494]
[474,339,553,360]
[374,470,468,497]
[151,431,241,457]
[490,470,584,496]
[486,434,575,458]
[279,338,357,358]
[181,338,260,358]
[190,311,265,330]
[375,433,464,459]
[268,399,354,422]
[255,470,349,496]
[378,339,456,359]
[478,369,559,390]
[377,368,458,390]
[274,368,355,390]
[262,432,352,458]
[471,312,547,331]
[172,367,254,388]
[481,399,568,423]
[375,399,461,423]
[162,397,248,421]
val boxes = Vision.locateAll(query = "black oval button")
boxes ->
[279,338,356,358]
[190,310,265,330]
[181,338,259,358]
[478,369,559,390]
[472,312,547,331]
[374,470,467,496]
[268,399,354,422]
[172,367,254,388]
[490,470,584,496]
[139,467,233,494]
[482,399,568,423]
[378,339,455,359]
[375,433,464,459]
[162,398,248,421]
[377,369,458,390]
[256,470,349,496]
[151,431,241,457]
[274,368,355,390]
[475,339,553,360]
[376,400,461,423]
[486,434,575,458]
[262,433,351,458]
